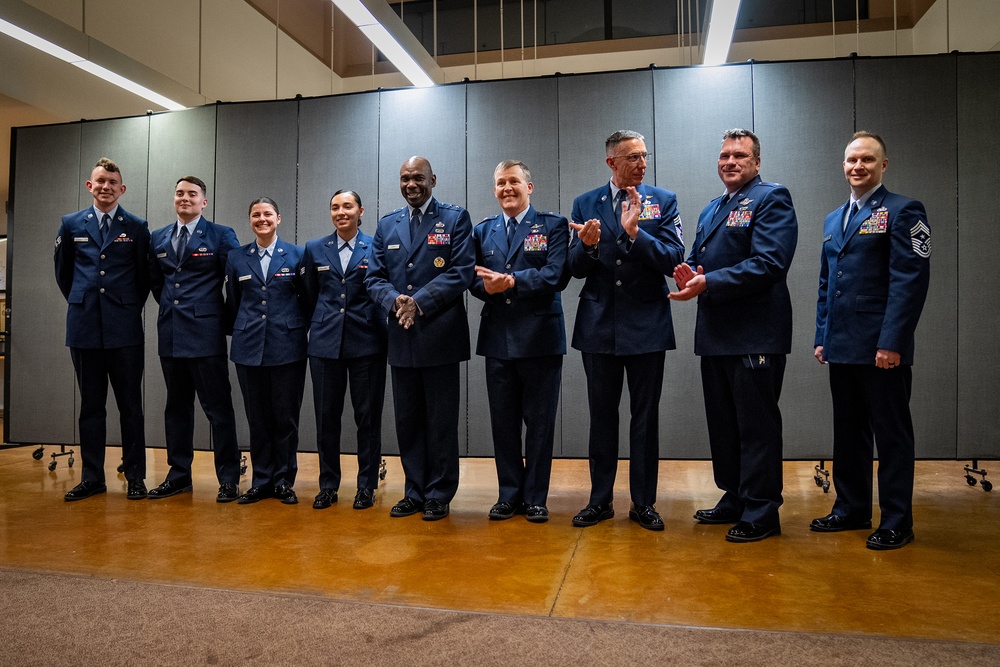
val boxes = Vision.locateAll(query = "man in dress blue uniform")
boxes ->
[812,131,931,550]
[302,190,388,511]
[568,130,685,531]
[471,160,570,524]
[146,177,243,502]
[365,157,475,521]
[669,129,798,542]
[54,157,150,501]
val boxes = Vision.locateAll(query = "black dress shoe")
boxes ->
[423,499,450,521]
[353,488,375,510]
[275,484,298,505]
[217,483,239,503]
[126,480,147,500]
[390,497,424,517]
[489,501,525,520]
[572,503,614,527]
[810,513,872,533]
[726,521,781,543]
[237,486,273,505]
[64,481,107,502]
[314,489,338,509]
[866,528,915,550]
[525,505,549,523]
[147,480,192,499]
[629,505,665,531]
[694,507,741,524]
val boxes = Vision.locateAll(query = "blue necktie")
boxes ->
[506,217,517,249]
[100,213,111,244]
[844,202,859,232]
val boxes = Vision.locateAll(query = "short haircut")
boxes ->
[331,189,363,208]
[176,176,207,196]
[493,160,531,183]
[722,128,761,158]
[248,196,280,217]
[851,130,887,158]
[605,130,644,156]
[94,157,121,176]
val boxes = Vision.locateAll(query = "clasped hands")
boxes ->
[393,294,417,329]
[569,186,643,245]
[475,266,515,294]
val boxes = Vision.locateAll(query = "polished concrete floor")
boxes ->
[1,443,997,645]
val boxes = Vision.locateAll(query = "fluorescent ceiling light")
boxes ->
[331,0,436,88]
[0,18,186,110]
[703,0,741,66]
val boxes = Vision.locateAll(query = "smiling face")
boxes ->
[174,180,208,224]
[399,157,435,209]
[86,166,125,212]
[493,165,533,218]
[606,138,647,188]
[249,201,281,245]
[330,192,363,241]
[717,136,760,193]
[843,136,888,197]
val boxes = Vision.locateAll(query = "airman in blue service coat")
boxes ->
[365,156,475,521]
[471,160,570,524]
[567,130,685,531]
[55,157,150,501]
[670,129,798,543]
[301,190,388,511]
[812,131,931,551]
[146,177,242,503]
[225,197,308,506]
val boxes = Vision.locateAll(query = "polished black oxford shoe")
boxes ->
[147,480,192,499]
[353,488,375,510]
[572,503,614,527]
[313,489,338,510]
[389,497,424,517]
[866,528,914,550]
[64,481,107,502]
[629,504,665,531]
[488,501,525,520]
[726,521,781,543]
[216,483,239,503]
[274,484,298,505]
[126,480,147,500]
[694,507,741,524]
[423,499,450,521]
[809,513,872,533]
[525,505,549,523]
[237,485,273,505]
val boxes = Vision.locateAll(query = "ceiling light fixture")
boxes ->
[702,0,742,66]
[0,18,186,111]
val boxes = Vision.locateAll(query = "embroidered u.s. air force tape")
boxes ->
[317,265,330,272]
[239,275,252,281]
[910,220,932,258]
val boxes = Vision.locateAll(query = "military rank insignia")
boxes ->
[859,207,888,235]
[910,220,932,258]
[434,256,445,268]
[523,234,547,251]
[726,210,753,227]
[427,233,451,245]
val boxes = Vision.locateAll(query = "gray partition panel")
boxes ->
[465,77,563,456]
[141,106,220,452]
[753,59,855,459]
[956,53,1000,459]
[856,56,958,459]
[8,123,82,444]
[557,70,655,458]
[652,64,754,459]
[377,84,470,454]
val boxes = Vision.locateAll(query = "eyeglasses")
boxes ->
[612,152,648,164]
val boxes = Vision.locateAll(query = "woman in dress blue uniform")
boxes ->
[225,197,308,505]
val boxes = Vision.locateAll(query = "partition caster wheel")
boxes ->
[68,457,75,468]
[32,447,44,460]
[378,458,387,481]
[982,480,993,492]
[240,455,248,476]
[48,461,57,471]
[966,475,978,486]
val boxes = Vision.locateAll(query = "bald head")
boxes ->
[400,156,436,208]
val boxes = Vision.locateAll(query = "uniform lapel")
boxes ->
[347,236,367,274]
[103,212,125,250]
[267,241,289,283]
[396,209,413,255]
[506,206,535,262]
[488,217,507,256]
[246,245,265,283]
[406,200,436,263]
[599,186,619,238]
[85,211,103,248]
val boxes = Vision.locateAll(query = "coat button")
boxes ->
[505,298,512,304]
[408,262,414,268]
[835,291,841,297]
[100,288,106,294]
[340,308,345,313]
[700,247,706,253]
[173,299,179,304]
[261,314,267,320]
[100,254,106,260]
[99,270,105,276]
[837,271,842,277]
[407,284,413,290]
[615,280,622,287]
[616,259,622,266]
[261,300,267,305]
[340,294,346,299]
[175,283,180,288]
[341,279,346,284]
[261,286,266,291]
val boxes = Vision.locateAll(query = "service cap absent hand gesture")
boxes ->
[476,265,515,294]
[394,294,417,329]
